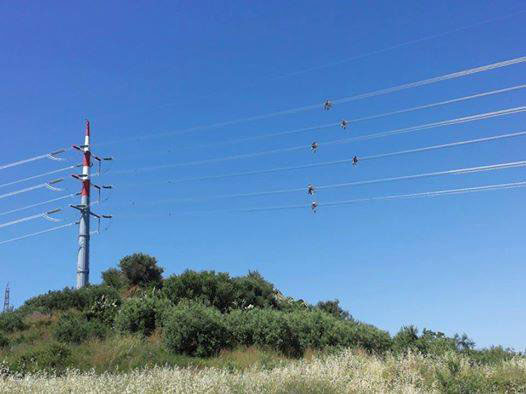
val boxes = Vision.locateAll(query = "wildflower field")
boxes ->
[2,349,526,393]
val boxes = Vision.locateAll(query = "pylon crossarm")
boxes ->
[70,204,88,211]
[93,156,114,175]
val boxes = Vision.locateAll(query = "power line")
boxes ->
[0,222,75,246]
[244,9,526,84]
[115,106,526,175]
[123,160,526,206]
[0,166,76,189]
[0,149,68,171]
[359,131,526,161]
[0,194,79,217]
[126,83,526,155]
[324,106,526,146]
[0,179,64,200]
[0,209,62,229]
[121,180,526,217]
[124,130,526,187]
[239,180,526,213]
[226,87,526,146]
[97,56,526,146]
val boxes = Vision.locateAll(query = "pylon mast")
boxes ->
[76,120,91,288]
[3,283,10,312]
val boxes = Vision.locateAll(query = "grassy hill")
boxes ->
[1,253,525,392]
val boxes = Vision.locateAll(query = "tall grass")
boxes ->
[1,349,525,393]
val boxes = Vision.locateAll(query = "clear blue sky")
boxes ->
[1,1,525,350]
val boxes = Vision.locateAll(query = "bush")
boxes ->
[162,270,237,313]
[226,309,302,357]
[11,342,72,375]
[227,309,391,357]
[393,326,466,356]
[286,309,341,350]
[119,253,164,288]
[20,285,121,316]
[163,301,231,357]
[162,270,279,313]
[0,332,9,348]
[101,268,128,289]
[233,271,278,310]
[115,296,168,337]
[316,299,352,321]
[344,322,392,353]
[465,346,518,365]
[53,312,108,344]
[0,311,26,333]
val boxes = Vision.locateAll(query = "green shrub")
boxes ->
[101,268,129,289]
[0,332,9,348]
[393,326,464,356]
[20,285,121,316]
[467,346,520,365]
[316,299,352,320]
[227,308,390,357]
[226,309,302,357]
[0,311,26,333]
[115,296,168,337]
[162,270,278,313]
[11,342,73,375]
[286,309,340,350]
[53,312,109,344]
[162,270,237,312]
[344,322,392,353]
[163,301,231,357]
[119,253,164,288]
[233,271,278,310]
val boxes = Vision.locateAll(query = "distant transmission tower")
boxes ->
[71,120,113,289]
[3,283,11,312]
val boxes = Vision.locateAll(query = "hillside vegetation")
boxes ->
[1,253,524,392]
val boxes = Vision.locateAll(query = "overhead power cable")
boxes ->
[116,106,526,175]
[0,209,62,229]
[0,149,68,171]
[0,222,75,246]
[144,8,525,112]
[0,179,64,200]
[126,83,526,156]
[124,130,526,187]
[359,131,526,161]
[222,84,526,146]
[0,194,79,217]
[122,180,526,217]
[239,180,526,213]
[246,9,526,84]
[0,166,76,189]
[98,56,526,146]
[324,106,526,146]
[126,160,526,206]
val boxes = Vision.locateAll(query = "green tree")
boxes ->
[118,253,164,288]
[316,299,352,320]
[101,268,128,290]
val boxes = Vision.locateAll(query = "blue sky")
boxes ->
[1,1,525,349]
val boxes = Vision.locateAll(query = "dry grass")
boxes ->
[2,349,526,393]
